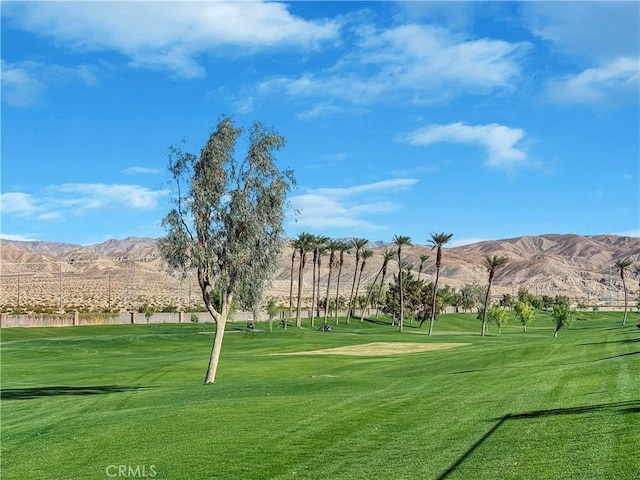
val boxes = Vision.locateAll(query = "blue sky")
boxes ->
[1,1,638,247]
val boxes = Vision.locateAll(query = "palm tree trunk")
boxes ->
[429,261,441,336]
[295,253,305,328]
[324,265,333,324]
[360,269,383,322]
[288,251,295,327]
[376,268,388,319]
[310,255,317,327]
[316,258,322,318]
[347,259,359,324]
[622,276,628,326]
[335,263,343,325]
[481,276,493,337]
[353,266,365,321]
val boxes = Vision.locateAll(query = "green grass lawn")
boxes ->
[1,312,638,479]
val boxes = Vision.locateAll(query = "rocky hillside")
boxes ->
[1,234,639,312]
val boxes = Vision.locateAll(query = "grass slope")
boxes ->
[1,312,639,479]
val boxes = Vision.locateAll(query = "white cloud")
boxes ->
[297,103,343,120]
[4,2,340,78]
[523,2,639,62]
[289,178,419,232]
[1,60,99,107]
[0,192,39,215]
[1,184,169,228]
[261,23,528,105]
[0,233,38,241]
[55,184,168,210]
[122,166,163,175]
[616,228,640,238]
[398,122,527,169]
[546,57,639,106]
[0,60,45,107]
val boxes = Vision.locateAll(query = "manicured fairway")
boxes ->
[1,312,638,479]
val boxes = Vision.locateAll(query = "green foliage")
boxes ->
[265,298,281,321]
[459,283,485,312]
[500,293,515,309]
[138,303,155,322]
[190,313,199,323]
[551,302,574,337]
[487,304,508,333]
[159,116,296,326]
[514,300,535,332]
[382,270,422,320]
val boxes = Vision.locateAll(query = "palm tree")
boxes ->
[428,232,453,336]
[417,254,430,281]
[347,238,369,323]
[481,255,509,336]
[287,242,296,328]
[360,248,392,321]
[633,263,640,327]
[293,232,314,328]
[324,240,341,324]
[393,235,412,332]
[315,240,328,319]
[614,258,633,326]
[334,242,350,325]
[375,248,396,319]
[309,235,328,327]
[352,249,373,320]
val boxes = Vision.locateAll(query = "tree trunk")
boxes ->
[335,261,343,325]
[621,276,628,326]
[204,316,227,384]
[481,277,493,337]
[295,253,305,328]
[347,257,359,324]
[203,293,230,384]
[324,265,333,325]
[310,254,317,327]
[429,261,441,336]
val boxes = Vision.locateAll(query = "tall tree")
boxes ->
[551,302,572,338]
[347,238,369,323]
[334,242,350,324]
[614,258,633,326]
[375,248,396,319]
[309,235,328,327]
[427,232,453,335]
[417,254,430,281]
[393,235,412,332]
[633,264,640,327]
[287,244,296,325]
[293,232,314,328]
[323,240,341,324]
[159,116,295,383]
[361,248,392,321]
[352,249,373,320]
[514,300,535,332]
[314,238,328,319]
[481,255,509,337]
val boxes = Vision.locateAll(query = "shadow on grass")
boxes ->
[362,317,393,327]
[437,400,640,480]
[1,385,150,400]
[581,337,640,346]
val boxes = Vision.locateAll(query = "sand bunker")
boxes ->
[275,342,470,356]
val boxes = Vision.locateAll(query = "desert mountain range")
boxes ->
[1,234,639,312]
